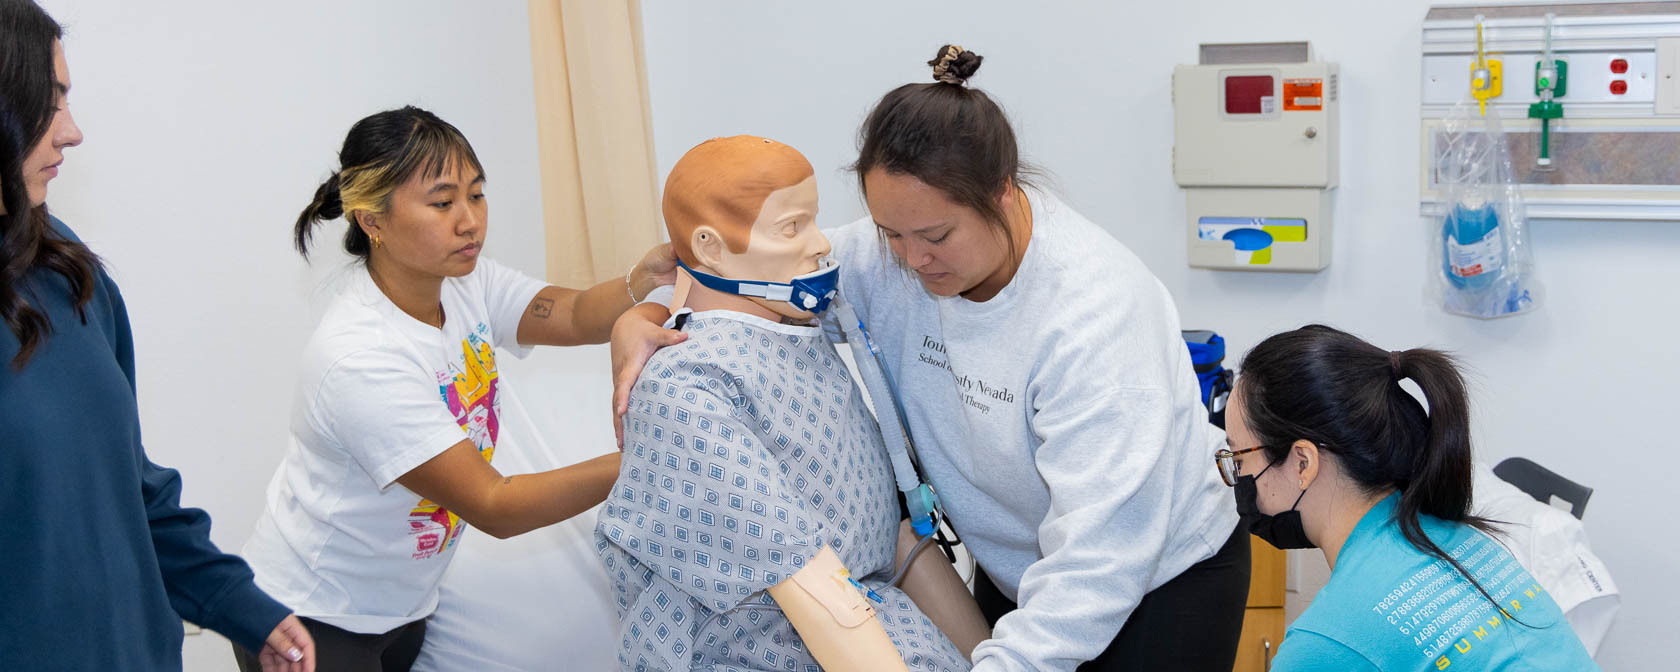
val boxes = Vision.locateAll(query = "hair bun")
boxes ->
[928,44,982,85]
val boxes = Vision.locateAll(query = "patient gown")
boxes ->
[596,310,971,672]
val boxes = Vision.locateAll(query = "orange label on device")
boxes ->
[1283,79,1323,111]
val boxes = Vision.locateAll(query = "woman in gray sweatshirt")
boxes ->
[612,45,1246,672]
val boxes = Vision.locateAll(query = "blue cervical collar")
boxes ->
[677,257,839,314]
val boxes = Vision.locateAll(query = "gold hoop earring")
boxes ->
[374,235,382,248]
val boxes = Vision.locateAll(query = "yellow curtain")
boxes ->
[527,0,661,287]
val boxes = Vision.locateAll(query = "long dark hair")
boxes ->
[1,0,101,369]
[1240,325,1521,620]
[851,45,1037,262]
[295,105,485,260]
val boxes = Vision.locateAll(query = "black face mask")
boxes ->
[1234,459,1315,549]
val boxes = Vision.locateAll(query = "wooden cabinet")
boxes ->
[1234,604,1285,671]
[1234,537,1287,672]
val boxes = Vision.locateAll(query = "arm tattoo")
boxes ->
[531,297,555,319]
[502,477,512,485]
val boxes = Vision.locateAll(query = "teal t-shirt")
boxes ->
[1271,493,1598,671]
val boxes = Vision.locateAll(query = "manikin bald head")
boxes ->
[661,135,829,321]
[662,135,815,266]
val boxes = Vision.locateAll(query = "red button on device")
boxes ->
[1610,58,1629,74]
[1610,80,1628,95]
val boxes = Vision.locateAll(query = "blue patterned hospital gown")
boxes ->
[596,311,970,672]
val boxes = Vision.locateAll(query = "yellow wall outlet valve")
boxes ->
[1471,59,1503,114]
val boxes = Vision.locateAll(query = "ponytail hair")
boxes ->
[1388,348,1480,566]
[1239,325,1517,621]
[294,171,355,257]
[294,106,485,261]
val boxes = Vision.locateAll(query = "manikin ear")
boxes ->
[1289,440,1321,491]
[691,225,727,272]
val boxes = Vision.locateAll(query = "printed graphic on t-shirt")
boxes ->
[913,334,1017,417]
[1372,533,1548,669]
[408,322,501,559]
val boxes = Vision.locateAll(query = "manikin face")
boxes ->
[693,175,829,320]
[863,169,1015,299]
[22,41,83,208]
[359,158,488,280]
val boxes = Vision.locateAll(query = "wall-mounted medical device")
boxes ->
[1174,41,1339,272]
[1422,2,1680,221]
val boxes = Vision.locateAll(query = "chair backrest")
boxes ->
[1492,457,1593,519]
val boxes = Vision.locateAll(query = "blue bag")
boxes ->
[1182,330,1233,430]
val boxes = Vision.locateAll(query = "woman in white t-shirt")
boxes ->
[237,106,674,672]
[611,47,1246,671]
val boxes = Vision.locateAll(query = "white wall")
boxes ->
[37,1,551,668]
[33,1,1671,670]
[639,2,1674,670]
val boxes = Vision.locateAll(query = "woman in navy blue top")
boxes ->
[0,2,312,669]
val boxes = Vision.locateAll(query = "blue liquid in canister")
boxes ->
[1442,204,1503,290]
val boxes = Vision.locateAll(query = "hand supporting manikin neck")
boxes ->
[662,136,833,323]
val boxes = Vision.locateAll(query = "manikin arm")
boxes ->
[767,546,910,672]
[894,520,992,658]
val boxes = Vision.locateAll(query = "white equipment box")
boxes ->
[1174,42,1339,272]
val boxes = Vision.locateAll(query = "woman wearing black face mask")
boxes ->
[1215,325,1598,671]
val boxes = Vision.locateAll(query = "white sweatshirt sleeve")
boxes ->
[820,220,877,344]
[970,296,1209,671]
[638,283,675,308]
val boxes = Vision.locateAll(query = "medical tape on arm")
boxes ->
[789,565,877,629]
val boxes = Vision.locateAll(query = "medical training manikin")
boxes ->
[594,136,972,672]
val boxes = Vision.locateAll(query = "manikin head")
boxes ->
[662,135,829,321]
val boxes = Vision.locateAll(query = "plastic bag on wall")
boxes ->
[1431,102,1541,318]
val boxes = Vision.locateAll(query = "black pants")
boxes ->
[232,617,426,672]
[974,523,1251,671]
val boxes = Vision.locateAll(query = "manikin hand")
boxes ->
[259,614,315,672]
[610,303,684,447]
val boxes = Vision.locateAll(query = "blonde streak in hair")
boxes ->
[337,162,398,225]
